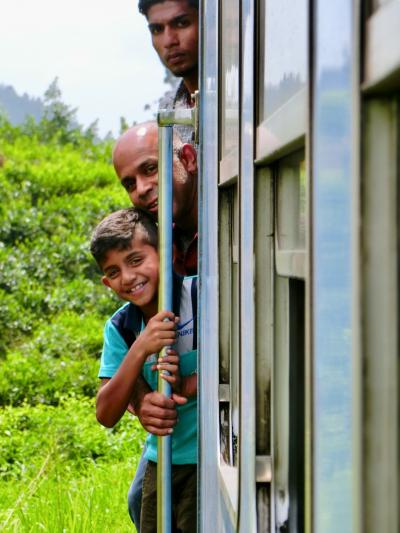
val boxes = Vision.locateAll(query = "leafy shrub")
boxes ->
[0,115,129,357]
[0,312,113,406]
[0,99,146,526]
[0,396,146,480]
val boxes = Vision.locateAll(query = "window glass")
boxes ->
[260,0,307,122]
[274,269,305,532]
[220,0,240,164]
[313,0,354,527]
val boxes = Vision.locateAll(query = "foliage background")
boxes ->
[0,86,145,531]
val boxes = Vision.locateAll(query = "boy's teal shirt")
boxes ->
[98,275,197,465]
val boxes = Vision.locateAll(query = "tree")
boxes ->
[39,77,81,144]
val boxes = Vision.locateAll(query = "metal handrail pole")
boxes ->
[157,124,173,533]
[156,98,197,532]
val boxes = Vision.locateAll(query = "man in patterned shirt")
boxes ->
[139,0,199,144]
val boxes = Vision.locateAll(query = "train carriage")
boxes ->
[196,1,400,531]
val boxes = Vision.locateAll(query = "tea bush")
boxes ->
[0,109,142,529]
[0,116,129,354]
[0,396,145,481]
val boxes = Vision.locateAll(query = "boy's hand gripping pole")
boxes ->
[157,92,198,533]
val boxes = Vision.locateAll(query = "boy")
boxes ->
[90,207,197,533]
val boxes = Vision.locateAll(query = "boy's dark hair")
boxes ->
[90,207,158,268]
[138,0,199,17]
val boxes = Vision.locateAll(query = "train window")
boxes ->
[274,275,305,533]
[218,184,240,468]
[219,0,239,184]
[257,0,308,161]
[275,150,306,279]
[287,279,305,533]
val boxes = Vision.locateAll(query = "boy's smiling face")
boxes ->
[101,234,159,316]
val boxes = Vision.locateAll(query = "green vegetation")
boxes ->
[0,85,145,531]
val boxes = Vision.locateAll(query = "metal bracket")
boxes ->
[219,384,231,402]
[157,90,199,144]
[256,455,272,483]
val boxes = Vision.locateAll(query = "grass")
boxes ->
[0,399,145,532]
[1,459,139,532]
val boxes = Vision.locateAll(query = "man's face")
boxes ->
[114,126,159,216]
[101,235,159,310]
[113,125,197,228]
[147,1,198,78]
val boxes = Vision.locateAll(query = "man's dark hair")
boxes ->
[90,207,158,268]
[138,0,199,17]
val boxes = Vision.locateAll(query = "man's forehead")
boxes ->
[116,129,157,159]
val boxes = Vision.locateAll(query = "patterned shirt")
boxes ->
[159,80,195,145]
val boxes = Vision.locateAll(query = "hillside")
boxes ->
[0,84,44,124]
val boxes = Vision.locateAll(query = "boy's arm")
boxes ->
[96,338,149,427]
[181,374,197,398]
[96,310,177,428]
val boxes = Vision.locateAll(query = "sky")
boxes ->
[1,0,168,136]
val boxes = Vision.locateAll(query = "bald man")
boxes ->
[112,121,198,528]
[113,122,197,275]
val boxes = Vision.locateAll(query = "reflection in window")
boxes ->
[220,0,239,162]
[260,0,307,122]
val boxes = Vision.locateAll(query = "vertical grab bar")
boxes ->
[157,96,198,533]
[157,124,174,533]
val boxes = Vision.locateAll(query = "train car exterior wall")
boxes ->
[198,0,400,532]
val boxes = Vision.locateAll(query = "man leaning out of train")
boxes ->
[90,207,198,533]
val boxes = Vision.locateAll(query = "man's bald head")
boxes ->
[113,122,157,180]
[113,122,158,160]
[113,122,198,233]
